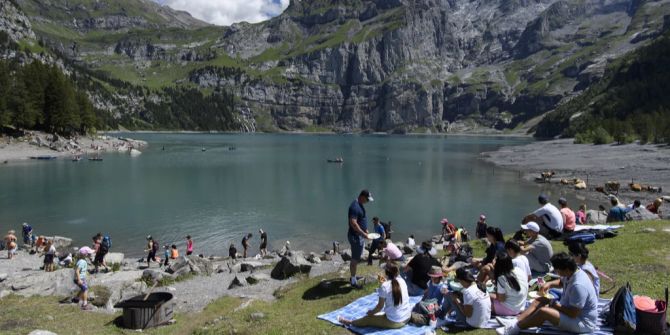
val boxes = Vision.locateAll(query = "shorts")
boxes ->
[9,247,17,255]
[94,252,106,265]
[559,314,596,333]
[44,254,54,264]
[74,279,88,292]
[260,242,267,249]
[493,299,520,316]
[186,251,193,256]
[147,251,157,261]
[348,233,365,261]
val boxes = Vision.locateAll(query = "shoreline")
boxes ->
[482,138,670,209]
[0,131,148,163]
[103,129,533,138]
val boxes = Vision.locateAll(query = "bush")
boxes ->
[592,127,613,145]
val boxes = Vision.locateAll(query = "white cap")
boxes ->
[521,221,540,233]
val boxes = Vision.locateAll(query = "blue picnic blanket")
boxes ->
[318,293,615,335]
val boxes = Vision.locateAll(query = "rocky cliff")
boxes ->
[3,0,670,133]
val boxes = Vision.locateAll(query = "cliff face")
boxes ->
[4,0,670,133]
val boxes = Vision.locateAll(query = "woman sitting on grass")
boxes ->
[490,251,528,316]
[473,226,506,282]
[567,242,600,297]
[440,268,492,328]
[339,262,411,329]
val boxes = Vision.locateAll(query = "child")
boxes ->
[186,235,193,256]
[170,244,179,259]
[75,247,93,310]
[411,266,446,325]
[441,268,491,328]
[43,240,56,272]
[163,245,170,267]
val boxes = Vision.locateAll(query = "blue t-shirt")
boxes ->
[609,206,626,222]
[560,269,599,331]
[347,200,367,236]
[374,224,385,241]
[76,259,88,280]
[425,280,445,305]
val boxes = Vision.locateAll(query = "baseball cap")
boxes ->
[521,221,540,233]
[558,197,567,205]
[479,214,486,220]
[538,194,549,203]
[360,189,374,202]
[440,218,449,225]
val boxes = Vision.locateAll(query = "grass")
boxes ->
[1,220,668,334]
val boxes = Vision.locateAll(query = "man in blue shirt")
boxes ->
[607,197,627,222]
[367,217,386,266]
[495,252,598,334]
[348,189,374,288]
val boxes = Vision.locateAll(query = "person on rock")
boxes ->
[242,233,253,258]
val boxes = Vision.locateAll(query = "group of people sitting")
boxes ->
[342,195,603,334]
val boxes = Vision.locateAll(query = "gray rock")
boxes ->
[104,252,124,264]
[250,312,266,321]
[12,283,31,291]
[586,210,608,225]
[240,261,264,272]
[0,273,7,282]
[246,273,270,285]
[51,236,73,249]
[166,256,214,276]
[270,255,312,280]
[625,207,660,221]
[142,269,166,282]
[402,245,415,255]
[306,252,322,264]
[228,275,249,289]
[340,249,352,262]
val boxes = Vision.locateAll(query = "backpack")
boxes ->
[605,283,636,333]
[564,232,596,245]
[100,235,111,253]
[152,240,159,252]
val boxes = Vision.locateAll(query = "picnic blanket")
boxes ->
[319,293,615,335]
[573,225,622,232]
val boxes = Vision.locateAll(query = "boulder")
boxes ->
[322,253,333,261]
[250,312,266,321]
[104,252,124,264]
[340,249,352,262]
[89,285,111,307]
[240,261,265,272]
[625,207,660,221]
[270,255,312,280]
[0,273,7,282]
[246,273,270,285]
[142,269,168,282]
[403,245,415,255]
[12,282,31,291]
[166,256,213,276]
[28,331,58,335]
[585,210,608,225]
[51,236,72,249]
[228,275,249,289]
[306,252,321,264]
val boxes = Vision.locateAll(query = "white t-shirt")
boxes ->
[533,203,564,232]
[462,283,491,328]
[512,255,531,280]
[496,267,528,313]
[407,238,416,248]
[377,277,412,323]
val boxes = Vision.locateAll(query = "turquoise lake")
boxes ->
[0,133,587,256]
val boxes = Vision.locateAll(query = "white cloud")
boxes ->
[161,0,290,26]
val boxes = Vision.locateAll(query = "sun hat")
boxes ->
[521,221,540,233]
[360,189,374,202]
[416,241,437,256]
[428,266,444,278]
[440,218,449,225]
[78,246,94,256]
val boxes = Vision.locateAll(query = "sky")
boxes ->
[157,0,290,26]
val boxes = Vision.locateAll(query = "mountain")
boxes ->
[535,29,670,143]
[2,0,670,133]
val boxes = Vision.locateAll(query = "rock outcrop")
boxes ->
[270,255,312,280]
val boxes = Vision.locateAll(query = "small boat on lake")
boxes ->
[327,158,344,163]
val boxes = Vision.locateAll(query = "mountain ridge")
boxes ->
[2,0,670,133]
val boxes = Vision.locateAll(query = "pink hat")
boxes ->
[440,218,449,225]
[78,246,94,256]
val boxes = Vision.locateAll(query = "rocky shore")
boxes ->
[482,139,670,211]
[0,237,406,315]
[0,130,147,162]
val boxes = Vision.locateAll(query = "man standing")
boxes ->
[348,189,373,288]
[242,233,253,258]
[367,217,386,266]
[259,229,268,257]
[523,194,564,239]
[22,222,33,246]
